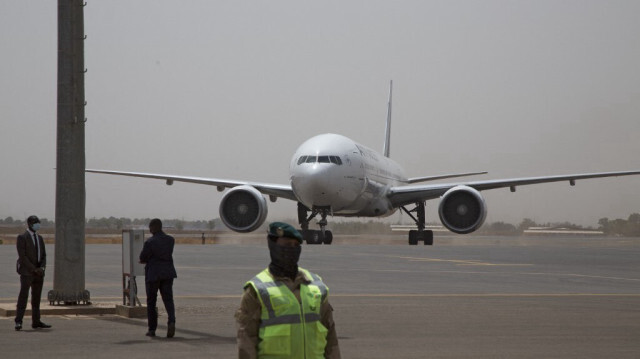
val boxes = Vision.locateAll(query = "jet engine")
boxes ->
[219,185,268,232]
[438,185,487,234]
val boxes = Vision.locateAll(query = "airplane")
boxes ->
[87,81,640,245]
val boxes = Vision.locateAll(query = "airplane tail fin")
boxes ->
[383,80,392,158]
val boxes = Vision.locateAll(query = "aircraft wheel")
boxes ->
[302,230,317,245]
[408,230,418,245]
[323,231,333,245]
[305,230,321,245]
[423,230,434,245]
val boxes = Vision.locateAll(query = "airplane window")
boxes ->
[298,155,342,165]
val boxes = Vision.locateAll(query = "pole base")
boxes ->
[48,289,91,305]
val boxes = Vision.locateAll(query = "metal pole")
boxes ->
[129,237,136,306]
[49,0,90,305]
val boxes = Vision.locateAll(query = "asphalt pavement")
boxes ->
[0,234,639,358]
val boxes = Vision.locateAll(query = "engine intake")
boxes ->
[219,185,268,232]
[438,185,487,234]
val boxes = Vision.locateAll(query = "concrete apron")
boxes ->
[0,302,147,318]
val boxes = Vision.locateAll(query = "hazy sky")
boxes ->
[1,1,639,227]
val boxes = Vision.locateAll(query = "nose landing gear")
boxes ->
[297,203,333,245]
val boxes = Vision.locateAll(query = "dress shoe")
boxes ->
[146,330,156,337]
[32,322,51,329]
[167,323,175,338]
[15,322,22,331]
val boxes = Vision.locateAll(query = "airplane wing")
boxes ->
[85,169,297,202]
[407,171,488,184]
[388,170,640,207]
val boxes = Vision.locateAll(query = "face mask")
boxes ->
[31,223,41,232]
[268,239,301,280]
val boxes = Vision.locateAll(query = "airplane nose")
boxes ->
[291,164,335,207]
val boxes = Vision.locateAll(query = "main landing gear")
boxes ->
[400,201,434,245]
[297,203,333,245]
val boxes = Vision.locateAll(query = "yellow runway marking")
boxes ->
[521,272,640,282]
[372,267,640,282]
[393,255,533,266]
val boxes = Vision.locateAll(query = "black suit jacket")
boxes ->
[16,231,46,276]
[139,231,177,283]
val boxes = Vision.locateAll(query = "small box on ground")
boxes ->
[115,304,147,318]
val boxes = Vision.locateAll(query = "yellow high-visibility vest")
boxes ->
[245,267,329,358]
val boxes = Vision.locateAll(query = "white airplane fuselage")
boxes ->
[290,133,407,217]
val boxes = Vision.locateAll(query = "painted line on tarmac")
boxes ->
[330,293,640,298]
[519,272,640,282]
[556,273,640,282]
[371,268,640,282]
[392,255,532,266]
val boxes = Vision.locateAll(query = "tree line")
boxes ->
[476,214,640,237]
[598,213,640,237]
[84,217,222,231]
[0,216,220,231]
[1,214,639,236]
[0,217,54,227]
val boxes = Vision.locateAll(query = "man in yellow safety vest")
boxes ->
[235,222,341,358]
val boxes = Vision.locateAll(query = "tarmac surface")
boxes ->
[1,234,639,358]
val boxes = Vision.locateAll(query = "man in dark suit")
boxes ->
[139,218,177,338]
[15,215,51,331]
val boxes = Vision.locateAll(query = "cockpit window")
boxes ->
[297,155,342,165]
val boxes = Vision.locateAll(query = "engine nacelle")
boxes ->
[219,185,268,233]
[438,185,487,234]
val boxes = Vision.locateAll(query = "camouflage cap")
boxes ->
[268,222,303,243]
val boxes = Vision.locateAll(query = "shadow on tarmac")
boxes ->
[96,315,236,345]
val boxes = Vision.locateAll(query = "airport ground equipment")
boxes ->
[122,229,145,307]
